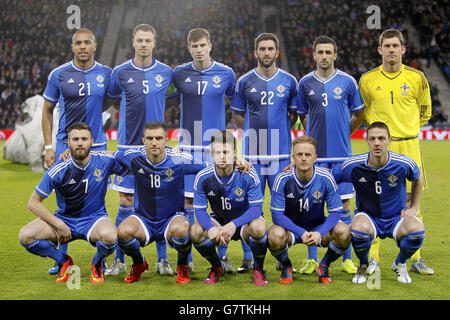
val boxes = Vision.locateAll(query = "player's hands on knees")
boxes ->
[302,231,321,246]
[58,149,71,162]
[235,158,254,175]
[282,162,295,173]
[401,207,418,218]
[220,222,236,244]
[54,220,72,244]
[45,149,55,168]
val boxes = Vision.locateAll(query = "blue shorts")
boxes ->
[130,212,188,247]
[354,212,410,245]
[317,161,355,200]
[252,159,291,195]
[55,212,110,246]
[183,148,213,198]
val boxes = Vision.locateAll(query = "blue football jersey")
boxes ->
[43,60,111,148]
[193,165,264,224]
[334,151,421,218]
[114,147,206,221]
[108,58,173,149]
[270,166,343,231]
[297,69,364,159]
[35,152,127,218]
[231,68,298,161]
[173,60,236,150]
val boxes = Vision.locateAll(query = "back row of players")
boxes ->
[18,24,433,285]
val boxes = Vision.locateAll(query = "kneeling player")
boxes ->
[19,123,127,284]
[333,122,426,284]
[191,131,269,286]
[269,136,351,284]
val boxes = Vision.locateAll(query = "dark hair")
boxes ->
[72,28,96,43]
[133,24,156,39]
[292,135,317,148]
[187,28,210,45]
[367,121,391,137]
[211,130,236,150]
[379,29,404,46]
[66,122,92,136]
[313,35,337,53]
[254,33,279,50]
[143,121,167,135]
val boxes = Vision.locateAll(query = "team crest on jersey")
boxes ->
[93,168,103,182]
[276,85,286,97]
[96,75,104,87]
[164,168,174,181]
[155,74,163,87]
[312,190,322,203]
[387,174,398,187]
[400,83,410,96]
[333,86,343,99]
[213,75,222,88]
[234,187,245,201]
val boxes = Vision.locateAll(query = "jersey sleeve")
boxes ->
[417,74,432,127]
[108,154,129,176]
[287,76,298,111]
[296,79,309,116]
[270,176,286,214]
[230,77,246,114]
[404,156,421,182]
[348,77,365,113]
[193,175,208,210]
[108,67,122,99]
[225,69,237,99]
[323,174,344,213]
[113,150,131,170]
[246,170,264,207]
[43,70,60,104]
[358,76,372,121]
[35,171,56,198]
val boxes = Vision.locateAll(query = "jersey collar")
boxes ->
[312,69,338,83]
[131,58,157,71]
[145,151,167,168]
[254,68,279,82]
[293,166,316,189]
[213,165,236,186]
[191,60,215,72]
[365,151,392,171]
[70,154,92,170]
[71,60,97,72]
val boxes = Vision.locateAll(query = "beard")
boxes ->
[70,146,90,161]
[257,55,276,68]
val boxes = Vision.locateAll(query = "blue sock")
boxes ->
[270,244,291,268]
[249,232,268,270]
[351,230,372,266]
[92,240,117,267]
[119,238,144,265]
[156,239,167,261]
[217,244,228,259]
[395,231,425,264]
[241,239,253,260]
[308,245,318,261]
[194,238,221,267]
[172,234,191,266]
[21,240,67,265]
[115,205,133,262]
[185,208,195,263]
[58,242,68,256]
[320,241,346,266]
[340,210,353,261]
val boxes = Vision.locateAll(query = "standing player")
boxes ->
[173,28,250,273]
[269,136,350,284]
[191,131,268,286]
[41,28,112,274]
[19,122,128,284]
[334,122,426,284]
[296,35,364,275]
[114,121,206,284]
[105,24,175,275]
[356,29,433,275]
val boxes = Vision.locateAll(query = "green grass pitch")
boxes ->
[0,139,448,300]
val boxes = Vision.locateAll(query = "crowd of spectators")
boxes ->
[0,0,113,129]
[1,0,447,130]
